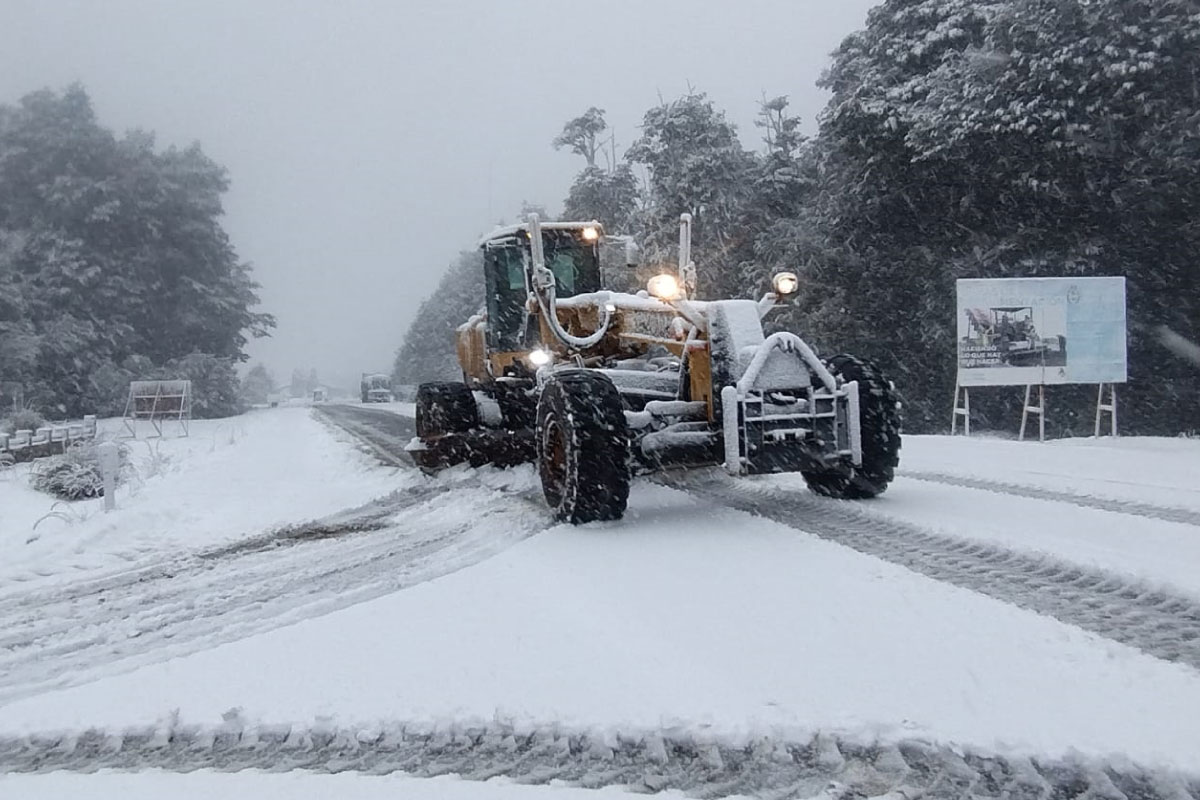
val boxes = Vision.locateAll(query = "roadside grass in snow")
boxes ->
[29,438,132,501]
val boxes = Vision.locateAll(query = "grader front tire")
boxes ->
[802,355,901,499]
[536,371,630,524]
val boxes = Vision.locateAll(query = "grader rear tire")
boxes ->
[536,370,630,524]
[415,382,478,439]
[411,382,480,474]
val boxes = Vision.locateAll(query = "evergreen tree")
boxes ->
[555,108,640,232]
[626,92,756,297]
[798,0,1200,433]
[562,165,639,232]
[240,363,275,406]
[740,96,817,295]
[392,250,484,385]
[0,85,273,417]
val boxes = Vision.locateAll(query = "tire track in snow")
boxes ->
[0,484,443,623]
[902,470,1200,527]
[1,719,1195,799]
[0,485,547,705]
[0,405,550,705]
[664,472,1200,672]
[0,405,420,609]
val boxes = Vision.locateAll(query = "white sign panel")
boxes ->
[956,277,1126,387]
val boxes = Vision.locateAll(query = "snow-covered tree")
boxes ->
[562,165,639,231]
[240,363,276,406]
[0,84,273,417]
[738,96,818,296]
[554,108,640,233]
[553,107,608,169]
[626,92,756,298]
[392,250,484,386]
[798,0,1200,433]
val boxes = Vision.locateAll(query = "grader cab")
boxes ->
[407,214,901,523]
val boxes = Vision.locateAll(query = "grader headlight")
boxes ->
[528,347,553,367]
[581,226,600,242]
[647,273,681,301]
[772,271,800,297]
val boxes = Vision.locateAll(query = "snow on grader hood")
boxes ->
[408,213,901,524]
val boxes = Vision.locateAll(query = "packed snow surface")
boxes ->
[901,433,1200,512]
[758,435,1200,599]
[5,481,1200,770]
[0,407,405,591]
[4,418,1200,779]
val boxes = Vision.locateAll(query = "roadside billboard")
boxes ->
[956,277,1126,387]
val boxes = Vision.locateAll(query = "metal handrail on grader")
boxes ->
[407,214,902,523]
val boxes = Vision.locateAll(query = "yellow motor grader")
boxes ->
[407,214,901,523]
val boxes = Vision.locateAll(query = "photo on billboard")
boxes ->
[956,278,1126,387]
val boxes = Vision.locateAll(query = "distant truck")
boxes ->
[360,373,394,403]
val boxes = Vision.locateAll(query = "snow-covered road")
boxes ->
[2,406,1199,797]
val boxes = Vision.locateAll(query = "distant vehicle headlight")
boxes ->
[647,273,681,300]
[772,271,800,296]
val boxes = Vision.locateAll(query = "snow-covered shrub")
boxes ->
[2,408,45,435]
[29,439,130,500]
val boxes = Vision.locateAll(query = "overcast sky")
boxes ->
[1,0,877,392]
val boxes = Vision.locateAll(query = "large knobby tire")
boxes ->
[412,382,480,473]
[415,382,478,439]
[802,355,901,499]
[536,370,630,524]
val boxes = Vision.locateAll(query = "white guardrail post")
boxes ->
[97,441,119,511]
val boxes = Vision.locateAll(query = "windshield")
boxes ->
[542,231,601,297]
[482,231,601,351]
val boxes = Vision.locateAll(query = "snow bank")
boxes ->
[900,434,1200,512]
[5,484,1200,771]
[0,407,404,592]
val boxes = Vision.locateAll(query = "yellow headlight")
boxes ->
[772,271,800,296]
[647,273,681,300]
[581,226,599,242]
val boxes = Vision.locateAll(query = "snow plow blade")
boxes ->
[406,429,536,474]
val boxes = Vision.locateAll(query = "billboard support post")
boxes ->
[1095,383,1118,437]
[1019,384,1045,442]
[951,384,970,436]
